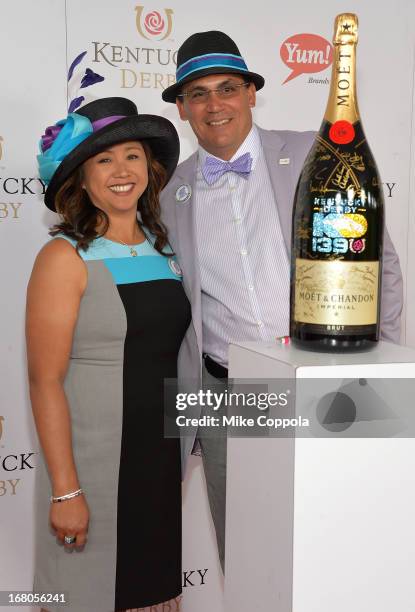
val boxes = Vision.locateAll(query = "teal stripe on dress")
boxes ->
[103,256,182,284]
[54,235,171,261]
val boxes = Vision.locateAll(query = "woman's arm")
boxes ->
[26,238,89,547]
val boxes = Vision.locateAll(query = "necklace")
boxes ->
[117,240,138,257]
[105,230,145,257]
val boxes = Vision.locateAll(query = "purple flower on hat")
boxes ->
[40,124,64,153]
[37,114,93,185]
[38,51,107,185]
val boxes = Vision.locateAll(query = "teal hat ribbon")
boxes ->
[37,113,93,185]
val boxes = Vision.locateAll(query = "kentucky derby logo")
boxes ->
[135,6,173,40]
[0,416,4,442]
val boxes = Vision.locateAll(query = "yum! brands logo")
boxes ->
[280,33,333,84]
[135,6,174,40]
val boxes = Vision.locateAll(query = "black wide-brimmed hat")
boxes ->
[38,97,180,211]
[162,30,265,103]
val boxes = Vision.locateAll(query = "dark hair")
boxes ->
[49,141,170,255]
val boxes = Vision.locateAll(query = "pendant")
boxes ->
[130,248,138,257]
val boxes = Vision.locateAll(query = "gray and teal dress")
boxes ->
[34,234,190,611]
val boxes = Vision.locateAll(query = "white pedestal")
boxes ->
[225,341,415,612]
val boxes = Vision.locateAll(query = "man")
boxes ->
[160,30,403,571]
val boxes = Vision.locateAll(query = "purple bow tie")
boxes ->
[202,152,253,185]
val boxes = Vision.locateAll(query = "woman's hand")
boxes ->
[50,494,89,550]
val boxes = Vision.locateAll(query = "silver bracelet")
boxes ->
[50,488,83,503]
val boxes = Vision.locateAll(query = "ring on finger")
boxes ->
[64,535,76,545]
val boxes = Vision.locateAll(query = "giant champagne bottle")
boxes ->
[290,13,383,352]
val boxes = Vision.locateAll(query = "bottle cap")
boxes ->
[333,13,358,45]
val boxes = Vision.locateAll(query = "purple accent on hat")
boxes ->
[41,124,64,153]
[80,68,105,89]
[68,96,85,113]
[68,51,87,81]
[41,115,127,154]
[91,115,127,131]
[202,152,253,185]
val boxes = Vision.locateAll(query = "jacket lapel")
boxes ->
[171,152,203,352]
[258,127,295,257]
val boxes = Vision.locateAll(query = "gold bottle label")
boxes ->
[294,258,379,325]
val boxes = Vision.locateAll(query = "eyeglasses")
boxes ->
[178,82,251,105]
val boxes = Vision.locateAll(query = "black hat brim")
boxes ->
[162,67,265,103]
[44,115,179,211]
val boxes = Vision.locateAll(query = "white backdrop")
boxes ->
[1,1,415,610]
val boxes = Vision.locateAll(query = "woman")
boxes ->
[26,97,189,612]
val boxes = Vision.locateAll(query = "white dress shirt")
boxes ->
[195,125,290,367]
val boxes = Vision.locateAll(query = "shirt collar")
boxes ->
[198,124,261,171]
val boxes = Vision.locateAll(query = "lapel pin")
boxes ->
[175,184,192,203]
[168,258,183,277]
[279,158,290,165]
